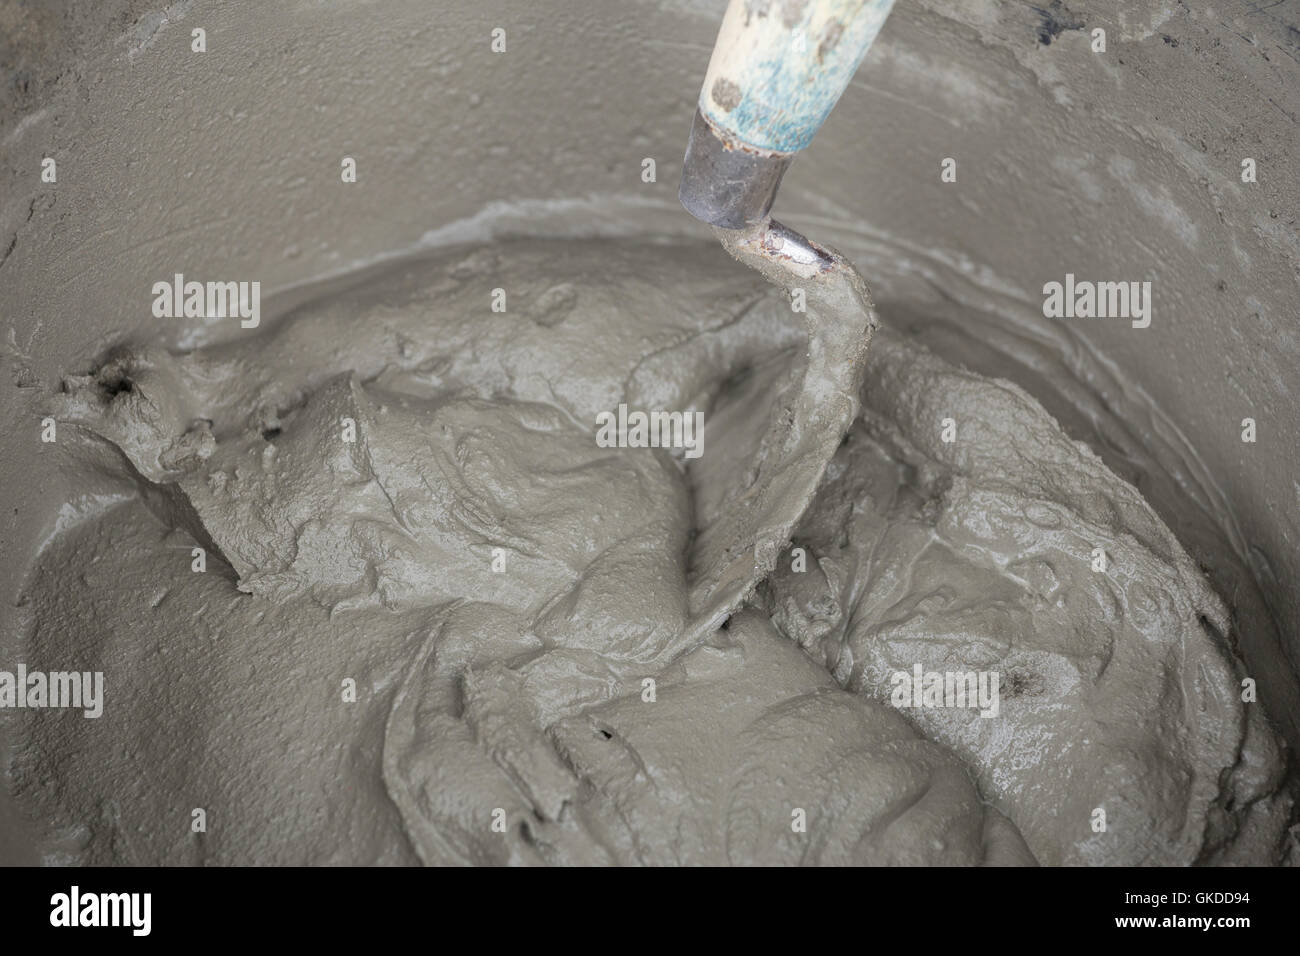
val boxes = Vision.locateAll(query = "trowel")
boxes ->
[680,0,895,233]
[678,0,897,631]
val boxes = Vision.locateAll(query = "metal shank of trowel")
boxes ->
[679,0,896,229]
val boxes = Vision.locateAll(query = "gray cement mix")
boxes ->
[5,234,1290,864]
[1,0,1297,866]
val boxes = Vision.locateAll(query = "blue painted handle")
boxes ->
[699,0,896,155]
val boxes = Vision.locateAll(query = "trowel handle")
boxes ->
[679,0,896,228]
[700,0,896,154]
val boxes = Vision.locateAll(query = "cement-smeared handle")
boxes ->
[699,0,896,155]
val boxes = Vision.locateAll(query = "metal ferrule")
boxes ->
[678,108,793,230]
